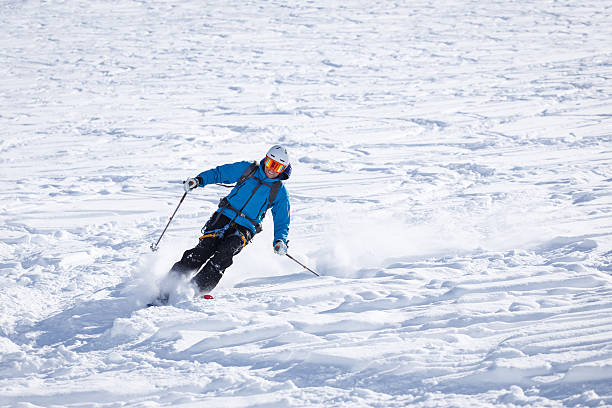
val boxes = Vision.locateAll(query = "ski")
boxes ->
[146,293,169,307]
[146,293,214,307]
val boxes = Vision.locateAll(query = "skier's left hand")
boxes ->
[274,240,287,256]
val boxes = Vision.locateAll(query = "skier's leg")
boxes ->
[191,228,250,293]
[168,237,216,278]
[153,235,218,304]
[167,213,232,278]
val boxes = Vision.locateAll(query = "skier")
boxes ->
[164,145,291,298]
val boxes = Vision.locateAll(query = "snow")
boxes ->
[1,0,612,406]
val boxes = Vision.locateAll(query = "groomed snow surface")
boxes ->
[1,0,612,406]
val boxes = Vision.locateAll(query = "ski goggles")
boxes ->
[264,157,286,173]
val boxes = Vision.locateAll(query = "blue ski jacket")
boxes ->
[197,160,290,246]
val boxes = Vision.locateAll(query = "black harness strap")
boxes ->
[235,162,282,202]
[211,162,282,234]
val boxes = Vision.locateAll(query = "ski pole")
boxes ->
[150,191,188,252]
[286,253,320,277]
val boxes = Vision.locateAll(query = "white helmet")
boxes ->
[266,145,290,166]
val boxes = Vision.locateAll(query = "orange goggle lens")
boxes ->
[265,157,285,173]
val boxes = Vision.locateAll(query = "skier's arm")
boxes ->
[271,187,290,247]
[195,161,252,187]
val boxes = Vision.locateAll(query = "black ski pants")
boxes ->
[169,213,252,293]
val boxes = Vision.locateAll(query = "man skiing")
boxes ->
[165,145,291,298]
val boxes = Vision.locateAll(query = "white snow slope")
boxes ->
[1,0,612,407]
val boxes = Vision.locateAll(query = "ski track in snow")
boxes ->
[1,0,612,406]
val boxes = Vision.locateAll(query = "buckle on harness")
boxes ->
[218,197,262,234]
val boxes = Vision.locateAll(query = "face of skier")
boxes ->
[264,156,286,179]
[264,166,281,179]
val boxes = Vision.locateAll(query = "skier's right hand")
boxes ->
[274,240,287,256]
[183,177,199,192]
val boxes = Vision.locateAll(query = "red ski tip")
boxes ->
[203,294,214,300]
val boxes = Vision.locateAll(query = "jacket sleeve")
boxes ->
[197,161,251,186]
[271,186,290,245]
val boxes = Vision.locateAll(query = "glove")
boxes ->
[274,240,287,256]
[183,177,199,192]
